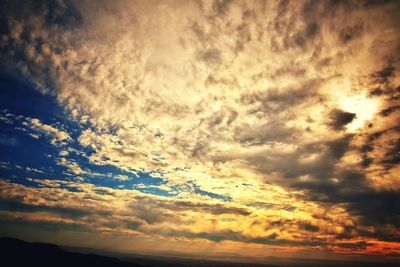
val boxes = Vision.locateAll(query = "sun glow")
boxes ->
[339,94,381,132]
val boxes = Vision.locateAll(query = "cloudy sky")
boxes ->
[0,0,399,262]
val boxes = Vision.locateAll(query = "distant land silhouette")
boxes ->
[0,237,277,267]
[0,237,142,267]
[0,237,398,267]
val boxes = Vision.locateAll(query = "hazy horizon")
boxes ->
[0,0,399,265]
[1,236,399,266]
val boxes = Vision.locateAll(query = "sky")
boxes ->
[0,0,399,263]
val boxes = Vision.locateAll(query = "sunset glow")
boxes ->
[339,94,381,132]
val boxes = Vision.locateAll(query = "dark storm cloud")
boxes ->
[244,124,400,240]
[369,64,400,102]
[345,190,400,228]
[335,241,370,250]
[267,219,321,235]
[360,60,400,176]
[297,168,400,234]
[240,80,321,115]
[126,220,143,230]
[127,195,251,225]
[371,64,396,84]
[0,0,82,29]
[249,135,352,181]
[133,196,251,218]
[329,109,356,130]
[0,216,89,233]
[381,137,400,165]
[380,105,400,117]
[363,0,400,7]
[166,228,327,247]
[0,199,90,219]
[304,169,398,226]
[299,222,320,232]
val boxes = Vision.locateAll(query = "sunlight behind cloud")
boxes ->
[339,94,381,132]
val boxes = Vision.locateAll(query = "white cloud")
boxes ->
[113,174,130,181]
[29,118,71,146]
[59,150,69,156]
[57,157,86,175]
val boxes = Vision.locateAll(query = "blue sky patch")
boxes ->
[0,73,229,201]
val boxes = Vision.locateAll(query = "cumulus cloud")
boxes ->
[57,157,86,175]
[29,118,71,146]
